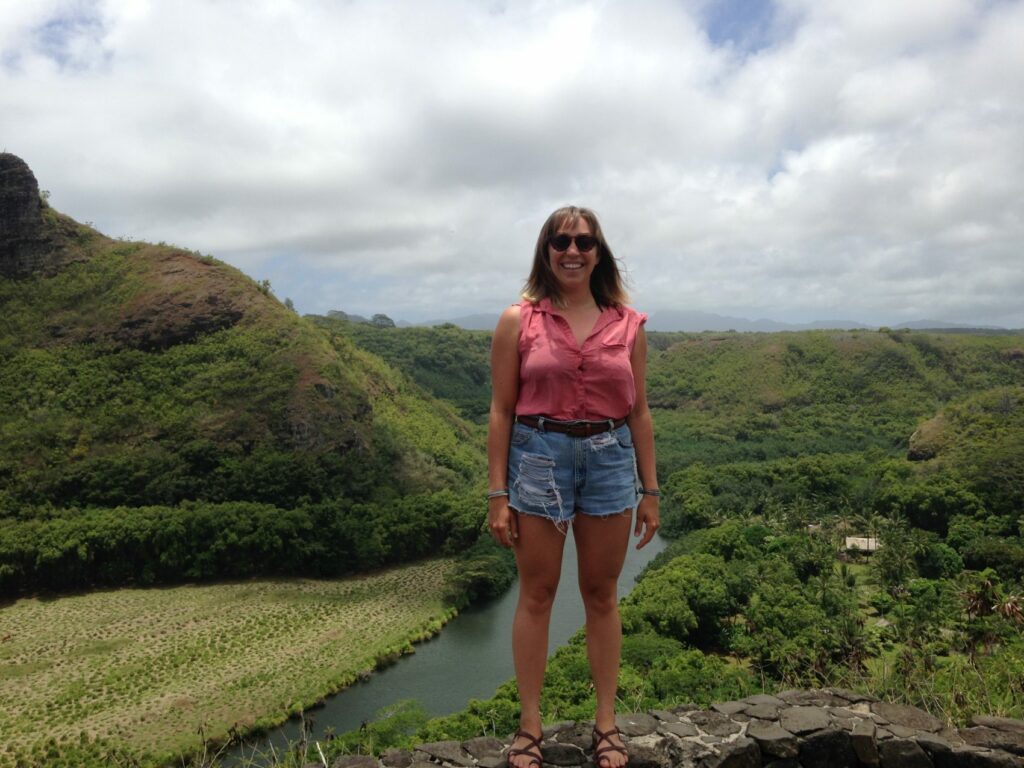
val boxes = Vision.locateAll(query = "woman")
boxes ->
[487,206,659,768]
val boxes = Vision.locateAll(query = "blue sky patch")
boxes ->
[32,9,106,70]
[702,0,782,53]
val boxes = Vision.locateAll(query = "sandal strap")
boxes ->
[592,727,628,763]
[508,730,544,768]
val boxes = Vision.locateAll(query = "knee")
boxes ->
[579,580,618,616]
[519,581,558,615]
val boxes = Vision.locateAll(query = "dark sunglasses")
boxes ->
[548,234,598,252]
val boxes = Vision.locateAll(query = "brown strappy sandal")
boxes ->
[507,729,544,768]
[591,725,628,768]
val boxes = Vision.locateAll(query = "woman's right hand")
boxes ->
[488,498,518,548]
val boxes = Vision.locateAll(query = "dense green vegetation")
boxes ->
[0,493,485,593]
[0,220,496,596]
[314,317,493,423]
[645,329,1024,477]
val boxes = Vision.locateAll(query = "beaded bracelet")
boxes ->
[487,489,510,499]
[640,488,661,497]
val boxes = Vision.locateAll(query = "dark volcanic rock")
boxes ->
[798,728,858,768]
[1,152,46,277]
[828,688,879,704]
[742,695,785,707]
[626,742,671,768]
[651,710,680,723]
[969,718,1024,737]
[657,721,698,738]
[778,707,830,736]
[871,702,944,733]
[746,720,797,759]
[934,749,1023,768]
[390,695,1024,768]
[463,738,505,760]
[0,153,40,234]
[382,749,414,768]
[0,153,86,277]
[744,705,780,720]
[917,734,954,757]
[701,737,760,768]
[415,741,475,767]
[669,738,716,766]
[776,689,850,708]
[961,727,1024,756]
[688,710,743,737]
[539,743,585,766]
[878,738,933,768]
[712,701,749,717]
[545,722,592,750]
[615,712,660,737]
[851,719,880,766]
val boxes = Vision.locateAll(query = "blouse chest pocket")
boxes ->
[597,339,630,364]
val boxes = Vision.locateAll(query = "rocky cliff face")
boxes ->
[0,152,86,277]
[0,153,259,351]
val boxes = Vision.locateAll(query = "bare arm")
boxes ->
[626,326,660,549]
[487,304,521,547]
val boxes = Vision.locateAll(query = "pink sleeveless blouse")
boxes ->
[515,298,648,421]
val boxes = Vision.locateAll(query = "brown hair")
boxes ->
[521,206,630,307]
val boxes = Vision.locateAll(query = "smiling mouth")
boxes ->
[560,262,584,270]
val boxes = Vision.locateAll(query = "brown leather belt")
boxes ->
[515,415,626,437]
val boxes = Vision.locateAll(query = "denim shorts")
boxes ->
[507,420,641,526]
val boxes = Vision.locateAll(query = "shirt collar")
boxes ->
[535,296,623,319]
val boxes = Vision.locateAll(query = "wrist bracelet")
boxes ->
[640,488,661,497]
[487,489,510,499]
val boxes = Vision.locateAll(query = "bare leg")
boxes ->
[573,510,632,768]
[510,513,567,766]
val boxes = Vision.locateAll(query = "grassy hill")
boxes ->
[311,320,1023,475]
[0,192,486,594]
[645,328,1024,470]
[312,317,493,424]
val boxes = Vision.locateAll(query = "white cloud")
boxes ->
[1,0,1022,327]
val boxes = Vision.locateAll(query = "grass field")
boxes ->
[0,559,457,767]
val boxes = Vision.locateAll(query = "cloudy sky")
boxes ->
[2,0,1023,328]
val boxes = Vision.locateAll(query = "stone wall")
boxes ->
[329,689,1023,768]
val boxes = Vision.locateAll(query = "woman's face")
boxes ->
[547,217,599,295]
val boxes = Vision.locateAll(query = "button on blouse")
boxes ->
[514,298,647,421]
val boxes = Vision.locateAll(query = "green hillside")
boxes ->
[312,317,493,423]
[646,329,1024,472]
[315,320,1022,478]
[0,192,486,594]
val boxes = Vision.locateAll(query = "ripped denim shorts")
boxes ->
[507,420,640,526]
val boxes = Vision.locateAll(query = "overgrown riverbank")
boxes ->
[1,560,469,768]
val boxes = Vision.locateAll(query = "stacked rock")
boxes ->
[327,689,1023,768]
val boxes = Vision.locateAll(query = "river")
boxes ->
[229,533,666,761]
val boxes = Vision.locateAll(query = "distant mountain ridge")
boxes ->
[333,307,1015,334]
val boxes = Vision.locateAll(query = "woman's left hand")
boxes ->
[633,494,660,549]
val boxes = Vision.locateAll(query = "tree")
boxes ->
[622,553,734,648]
[872,518,927,590]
